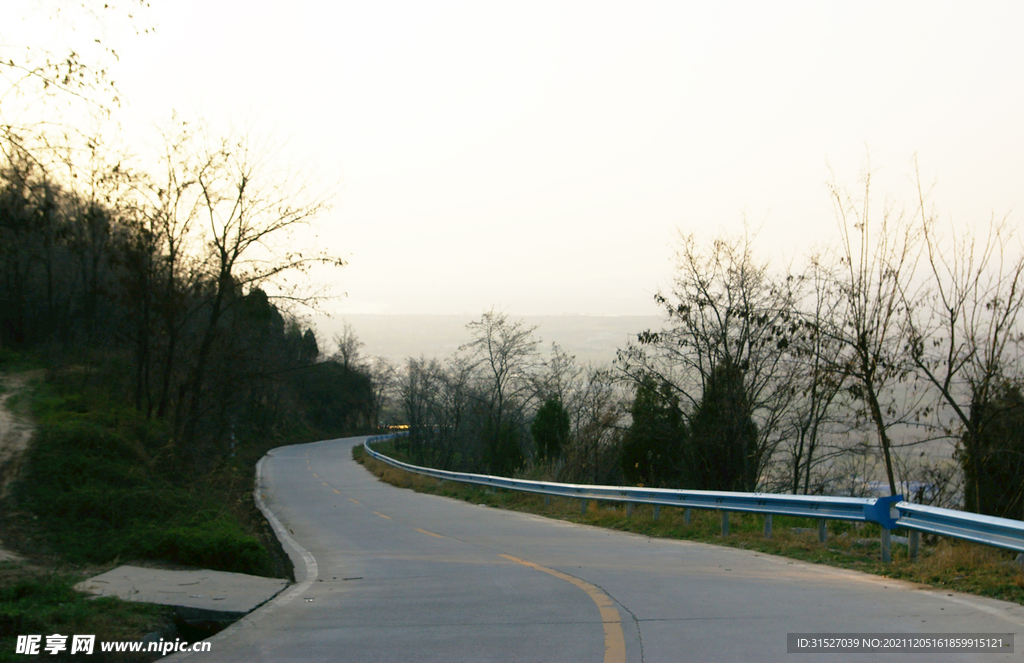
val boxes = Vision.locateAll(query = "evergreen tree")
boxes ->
[686,359,759,491]
[959,382,1024,519]
[621,376,686,487]
[484,420,525,477]
[532,395,570,460]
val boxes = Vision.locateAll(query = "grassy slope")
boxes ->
[17,378,278,576]
[0,362,298,660]
[0,569,169,663]
[354,444,1024,606]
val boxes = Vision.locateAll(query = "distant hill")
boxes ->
[312,314,663,366]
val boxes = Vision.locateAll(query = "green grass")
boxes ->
[0,565,171,662]
[354,444,1024,606]
[0,350,25,371]
[15,377,278,577]
[0,362,301,661]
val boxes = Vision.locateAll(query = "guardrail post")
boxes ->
[818,519,827,544]
[909,530,920,560]
[764,514,772,539]
[626,502,634,518]
[653,505,660,521]
[881,528,892,563]
[684,508,692,525]
[580,498,588,515]
[721,511,729,536]
[544,495,551,507]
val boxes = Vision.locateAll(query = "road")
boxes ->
[175,436,1024,662]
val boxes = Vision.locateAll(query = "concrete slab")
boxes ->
[75,565,290,624]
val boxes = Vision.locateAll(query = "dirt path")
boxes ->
[0,370,41,561]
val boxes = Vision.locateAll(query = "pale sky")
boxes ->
[10,1,1024,316]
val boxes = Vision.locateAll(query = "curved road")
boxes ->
[177,437,1024,662]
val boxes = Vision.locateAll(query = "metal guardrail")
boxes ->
[363,434,899,526]
[364,434,1024,557]
[895,502,1024,554]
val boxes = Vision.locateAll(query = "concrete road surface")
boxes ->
[169,437,1024,662]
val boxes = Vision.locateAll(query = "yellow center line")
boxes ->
[332,488,341,495]
[312,473,319,479]
[321,482,330,488]
[349,498,361,504]
[415,528,445,539]
[373,512,392,520]
[500,554,626,663]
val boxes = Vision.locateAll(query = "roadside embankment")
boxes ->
[0,365,296,661]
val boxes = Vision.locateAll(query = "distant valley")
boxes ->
[313,314,664,366]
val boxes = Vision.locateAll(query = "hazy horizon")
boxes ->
[314,313,664,366]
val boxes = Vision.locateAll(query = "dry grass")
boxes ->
[354,446,1024,606]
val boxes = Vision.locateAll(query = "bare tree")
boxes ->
[61,135,136,345]
[821,168,926,495]
[538,342,581,405]
[174,128,343,466]
[0,1,149,114]
[892,447,964,509]
[561,365,626,484]
[333,321,365,373]
[138,119,210,419]
[902,168,1024,512]
[432,354,476,470]
[398,356,435,463]
[780,257,852,494]
[368,356,396,429]
[0,140,65,348]
[462,309,540,474]
[617,230,798,490]
[0,0,153,184]
[397,354,474,469]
